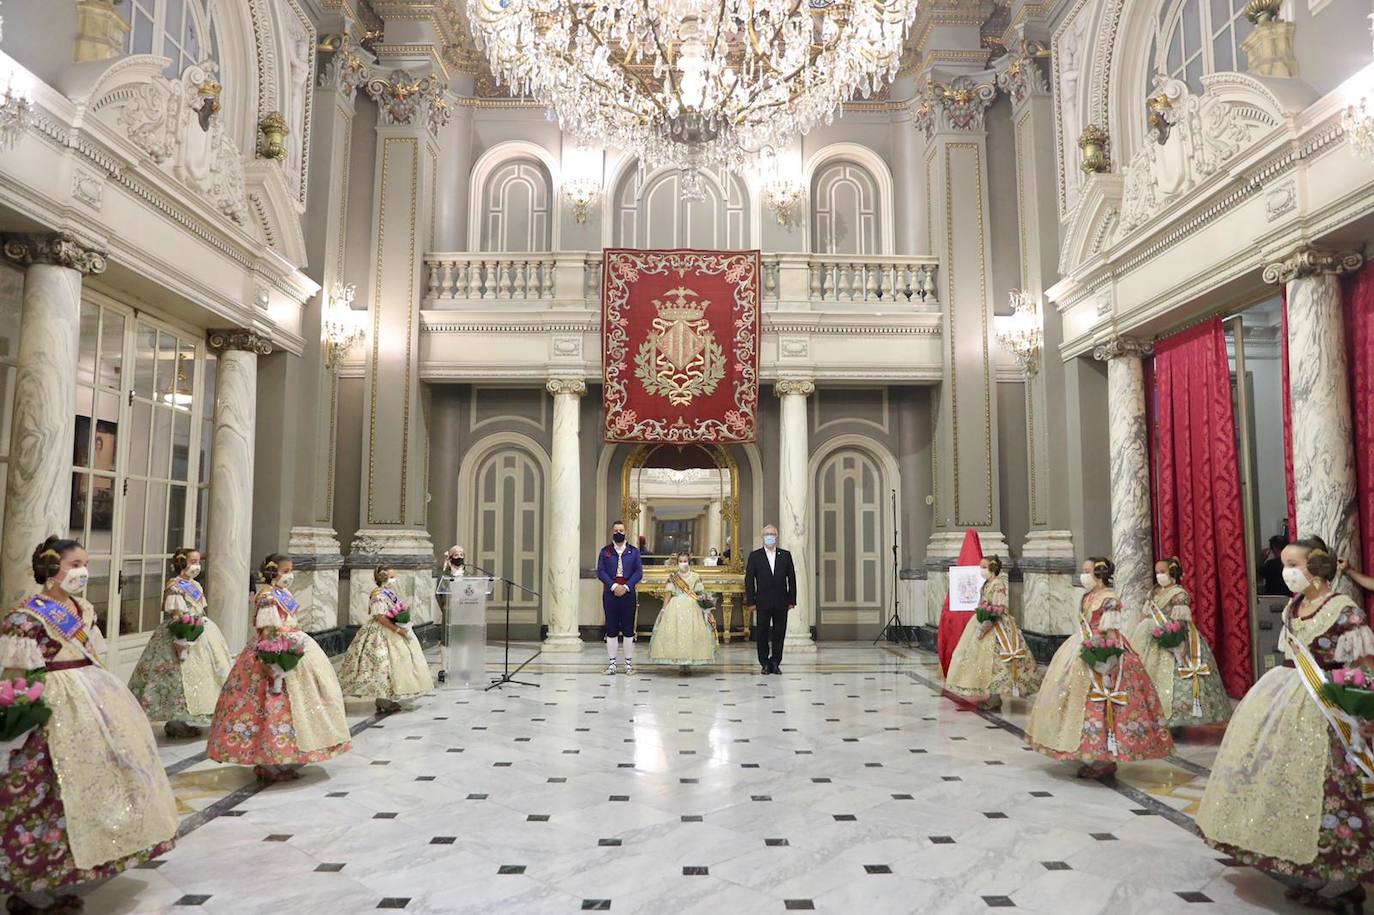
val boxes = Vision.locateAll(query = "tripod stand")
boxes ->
[466,563,542,691]
[875,488,912,645]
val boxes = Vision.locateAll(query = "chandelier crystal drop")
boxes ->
[467,0,918,172]
[997,289,1043,375]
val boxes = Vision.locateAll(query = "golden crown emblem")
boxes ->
[653,287,710,321]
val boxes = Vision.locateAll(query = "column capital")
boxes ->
[2,233,107,275]
[1092,336,1152,361]
[774,378,817,397]
[317,32,376,105]
[912,75,997,139]
[994,50,1051,110]
[365,68,453,134]
[208,328,274,355]
[546,377,587,396]
[1262,246,1364,285]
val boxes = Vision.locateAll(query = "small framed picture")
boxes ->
[948,565,984,612]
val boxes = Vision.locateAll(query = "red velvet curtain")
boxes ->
[1151,319,1254,696]
[1343,265,1374,612]
[1282,294,1297,538]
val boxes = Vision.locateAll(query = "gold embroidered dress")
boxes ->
[1126,584,1231,727]
[648,569,718,666]
[127,577,233,721]
[945,576,1042,699]
[0,595,178,892]
[1198,592,1374,880]
[337,586,433,700]
[207,586,351,765]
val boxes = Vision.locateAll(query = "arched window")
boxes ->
[125,0,220,76]
[613,165,750,249]
[1150,0,1254,95]
[810,161,881,255]
[480,158,553,252]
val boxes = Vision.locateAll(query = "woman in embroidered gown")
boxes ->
[1197,537,1374,914]
[946,556,1042,709]
[338,567,432,714]
[1126,557,1231,728]
[126,547,233,739]
[207,553,351,782]
[649,552,718,671]
[0,538,178,913]
[1025,557,1173,778]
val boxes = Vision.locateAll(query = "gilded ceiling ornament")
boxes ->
[1078,124,1111,174]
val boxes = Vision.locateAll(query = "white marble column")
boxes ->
[705,501,723,557]
[0,234,105,606]
[205,330,271,650]
[1265,248,1365,595]
[544,378,586,651]
[777,379,816,652]
[1093,337,1154,617]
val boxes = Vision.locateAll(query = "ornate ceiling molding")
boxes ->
[912,75,997,138]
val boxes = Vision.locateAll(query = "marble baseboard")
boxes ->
[913,625,938,653]
[311,622,440,658]
[1022,628,1071,665]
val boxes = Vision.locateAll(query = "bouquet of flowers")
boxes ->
[696,595,715,610]
[255,635,306,694]
[976,604,1005,625]
[385,599,412,627]
[1323,667,1374,721]
[1080,635,1125,673]
[168,612,205,660]
[1151,619,1188,650]
[0,676,50,766]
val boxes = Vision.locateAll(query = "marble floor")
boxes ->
[73,642,1316,915]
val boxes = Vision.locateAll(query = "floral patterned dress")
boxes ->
[648,570,718,667]
[1024,587,1174,763]
[0,596,178,893]
[945,576,1043,699]
[337,586,433,701]
[1198,592,1374,882]
[206,586,351,766]
[1126,585,1231,727]
[127,577,233,722]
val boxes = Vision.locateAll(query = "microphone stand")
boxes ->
[875,488,911,645]
[464,561,543,691]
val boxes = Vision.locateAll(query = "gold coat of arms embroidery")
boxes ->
[633,287,726,406]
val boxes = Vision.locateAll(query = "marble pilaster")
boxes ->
[288,525,343,633]
[1018,530,1078,634]
[346,527,437,626]
[205,330,272,650]
[544,378,586,651]
[0,234,105,606]
[777,379,817,653]
[1094,337,1154,618]
[704,501,724,557]
[1265,247,1365,596]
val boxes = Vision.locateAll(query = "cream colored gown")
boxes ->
[337,586,433,700]
[649,570,718,666]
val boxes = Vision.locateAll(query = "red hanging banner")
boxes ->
[602,248,761,443]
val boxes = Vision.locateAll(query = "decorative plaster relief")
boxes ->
[779,337,810,359]
[550,336,581,358]
[1266,180,1297,222]
[71,168,103,211]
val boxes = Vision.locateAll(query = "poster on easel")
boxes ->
[947,565,984,612]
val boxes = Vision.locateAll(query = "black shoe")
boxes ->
[768,661,781,675]
[760,664,770,675]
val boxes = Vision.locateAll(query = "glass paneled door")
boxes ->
[68,298,214,676]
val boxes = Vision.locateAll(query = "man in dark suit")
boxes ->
[745,523,797,675]
[596,519,643,674]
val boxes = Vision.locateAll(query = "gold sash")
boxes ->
[1080,613,1127,754]
[1285,601,1374,798]
[1148,593,1209,717]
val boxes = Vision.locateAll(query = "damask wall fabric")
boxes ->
[602,249,760,443]
[1151,319,1254,697]
[1343,265,1374,614]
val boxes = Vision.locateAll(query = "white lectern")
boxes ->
[437,574,491,687]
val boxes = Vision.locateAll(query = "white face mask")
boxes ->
[185,564,202,580]
[980,568,994,581]
[1080,572,1098,590]
[1156,572,1172,587]
[678,562,689,571]
[1283,566,1310,593]
[278,571,295,587]
[59,567,89,594]
[386,576,398,587]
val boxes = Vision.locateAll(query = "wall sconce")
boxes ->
[1343,13,1374,163]
[562,177,600,224]
[0,79,33,152]
[997,289,1043,375]
[762,178,806,226]
[323,283,364,369]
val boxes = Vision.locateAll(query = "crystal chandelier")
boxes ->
[467,0,917,173]
[763,178,806,225]
[323,284,365,369]
[0,80,32,152]
[1345,13,1374,162]
[997,289,1042,375]
[562,177,600,223]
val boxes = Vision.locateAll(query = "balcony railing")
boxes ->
[424,251,938,310]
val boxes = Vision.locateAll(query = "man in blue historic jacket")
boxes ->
[596,519,643,674]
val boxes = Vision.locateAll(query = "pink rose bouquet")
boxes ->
[1324,667,1374,720]
[1151,619,1188,650]
[168,612,205,660]
[0,676,50,764]
[976,604,1005,625]
[1079,635,1125,670]
[255,635,306,693]
[386,599,412,627]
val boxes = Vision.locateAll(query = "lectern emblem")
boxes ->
[633,286,726,406]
